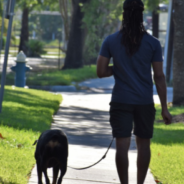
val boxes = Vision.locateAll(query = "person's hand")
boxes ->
[161,109,172,125]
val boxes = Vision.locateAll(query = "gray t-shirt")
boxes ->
[99,31,163,104]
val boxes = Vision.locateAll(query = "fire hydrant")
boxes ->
[11,51,32,87]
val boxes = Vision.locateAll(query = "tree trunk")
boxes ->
[63,0,89,69]
[173,0,184,105]
[59,0,71,41]
[152,10,159,38]
[19,7,29,55]
[166,14,174,83]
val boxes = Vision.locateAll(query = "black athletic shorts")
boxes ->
[109,102,156,139]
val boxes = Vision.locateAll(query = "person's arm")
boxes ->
[152,62,172,125]
[96,55,113,78]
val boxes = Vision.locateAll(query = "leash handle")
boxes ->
[68,138,114,170]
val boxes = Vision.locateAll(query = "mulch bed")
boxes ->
[157,113,184,123]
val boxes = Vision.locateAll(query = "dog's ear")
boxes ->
[32,140,38,146]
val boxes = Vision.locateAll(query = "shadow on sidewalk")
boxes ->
[52,105,115,148]
[52,105,136,151]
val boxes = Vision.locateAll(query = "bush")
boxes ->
[26,39,47,57]
[0,36,6,49]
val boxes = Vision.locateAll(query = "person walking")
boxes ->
[96,0,172,184]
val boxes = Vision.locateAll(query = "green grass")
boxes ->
[10,38,62,48]
[41,52,66,58]
[42,40,63,48]
[0,127,38,184]
[5,65,97,86]
[44,48,61,52]
[1,48,65,58]
[150,105,184,184]
[0,86,62,184]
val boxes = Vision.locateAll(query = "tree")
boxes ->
[0,1,3,16]
[166,7,174,83]
[18,6,29,54]
[58,0,72,52]
[63,0,122,68]
[172,0,184,105]
[16,0,42,55]
[81,0,168,65]
[63,0,90,69]
[16,0,59,55]
[81,0,122,64]
[62,0,169,69]
[144,0,184,105]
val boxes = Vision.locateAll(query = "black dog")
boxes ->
[33,129,68,184]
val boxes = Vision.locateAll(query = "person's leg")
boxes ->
[133,104,155,184]
[136,136,151,184]
[109,102,134,184]
[116,137,131,184]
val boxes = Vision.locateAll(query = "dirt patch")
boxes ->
[157,113,184,123]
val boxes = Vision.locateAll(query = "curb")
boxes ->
[29,85,77,92]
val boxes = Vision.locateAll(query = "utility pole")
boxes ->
[0,0,16,113]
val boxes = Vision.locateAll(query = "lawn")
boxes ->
[1,48,65,58]
[150,105,184,184]
[0,86,62,184]
[5,65,97,86]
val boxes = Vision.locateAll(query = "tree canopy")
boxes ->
[80,0,169,64]
[143,0,169,10]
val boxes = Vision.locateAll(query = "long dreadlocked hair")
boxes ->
[120,0,147,56]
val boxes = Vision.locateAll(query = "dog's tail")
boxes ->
[32,140,38,146]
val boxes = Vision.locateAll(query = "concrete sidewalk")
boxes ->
[78,76,173,103]
[28,92,155,184]
[28,76,173,184]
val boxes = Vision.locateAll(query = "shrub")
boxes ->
[0,36,6,49]
[26,39,47,57]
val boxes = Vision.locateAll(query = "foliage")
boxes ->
[0,1,8,40]
[143,0,169,11]
[16,0,43,10]
[15,0,59,55]
[0,86,62,183]
[41,0,60,11]
[15,0,59,12]
[0,1,2,17]
[81,0,122,63]
[80,0,169,63]
[58,0,72,41]
[26,39,47,57]
[2,36,6,49]
[0,7,16,50]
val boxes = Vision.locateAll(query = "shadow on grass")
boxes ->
[0,88,61,132]
[152,123,184,145]
[4,89,60,111]
[0,176,17,184]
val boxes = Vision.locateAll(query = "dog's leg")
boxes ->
[43,168,50,184]
[36,161,43,184]
[57,162,67,184]
[52,165,59,184]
